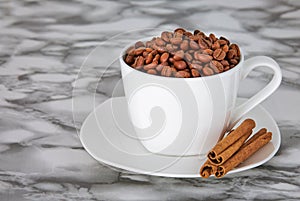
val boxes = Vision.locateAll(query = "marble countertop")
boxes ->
[1,0,300,200]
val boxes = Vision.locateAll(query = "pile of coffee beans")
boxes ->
[124,28,241,78]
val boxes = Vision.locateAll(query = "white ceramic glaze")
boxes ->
[119,39,282,156]
[80,97,281,178]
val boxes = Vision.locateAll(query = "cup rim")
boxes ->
[119,37,244,80]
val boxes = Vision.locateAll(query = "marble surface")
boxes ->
[0,0,300,200]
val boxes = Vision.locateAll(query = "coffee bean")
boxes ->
[191,69,201,77]
[224,66,230,71]
[221,60,230,66]
[160,52,169,63]
[227,49,237,59]
[229,59,238,65]
[161,31,170,42]
[184,53,193,62]
[156,64,164,72]
[174,28,186,34]
[166,44,174,52]
[153,54,160,63]
[202,67,214,76]
[203,48,213,55]
[218,39,227,46]
[145,53,153,64]
[198,37,211,49]
[183,31,193,37]
[155,38,165,46]
[170,37,182,45]
[147,69,157,75]
[161,66,173,77]
[175,71,190,78]
[174,60,187,70]
[125,55,134,64]
[230,44,241,57]
[169,57,175,64]
[222,45,229,53]
[220,36,229,45]
[211,41,220,50]
[180,40,189,51]
[195,52,213,63]
[134,47,145,55]
[213,48,226,60]
[210,60,224,73]
[209,33,217,42]
[190,63,203,70]
[135,41,145,48]
[126,46,135,55]
[190,40,199,50]
[173,50,184,61]
[135,56,144,69]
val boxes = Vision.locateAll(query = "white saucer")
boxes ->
[80,97,280,178]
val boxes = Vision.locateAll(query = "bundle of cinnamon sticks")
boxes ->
[200,119,272,178]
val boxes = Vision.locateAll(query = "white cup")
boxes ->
[119,38,282,156]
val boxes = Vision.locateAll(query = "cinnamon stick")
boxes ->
[199,160,217,178]
[208,119,255,161]
[214,131,272,178]
[209,130,252,165]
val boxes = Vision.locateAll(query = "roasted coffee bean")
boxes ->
[180,40,189,51]
[126,46,135,54]
[166,44,174,52]
[218,39,227,46]
[227,49,237,59]
[229,59,238,65]
[203,48,213,55]
[175,70,190,78]
[202,66,214,76]
[145,41,152,48]
[160,52,169,63]
[161,31,170,42]
[155,38,165,46]
[125,55,134,64]
[190,40,199,50]
[210,60,224,73]
[156,64,164,72]
[134,47,145,55]
[174,50,185,61]
[221,60,230,66]
[170,37,182,45]
[161,66,173,77]
[147,69,157,75]
[169,57,175,64]
[213,48,226,60]
[174,60,187,70]
[190,63,203,70]
[142,51,149,58]
[153,54,160,63]
[230,44,241,56]
[145,53,153,64]
[198,37,211,49]
[194,29,201,35]
[220,36,229,44]
[195,52,213,63]
[174,28,186,34]
[222,45,229,53]
[135,41,145,48]
[211,41,220,50]
[184,53,193,62]
[191,68,201,77]
[224,66,230,71]
[209,33,217,42]
[183,31,193,37]
[135,56,144,69]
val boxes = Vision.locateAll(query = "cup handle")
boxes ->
[228,56,282,129]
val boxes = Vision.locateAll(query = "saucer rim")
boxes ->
[80,97,281,178]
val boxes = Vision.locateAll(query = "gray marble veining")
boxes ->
[0,0,300,200]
